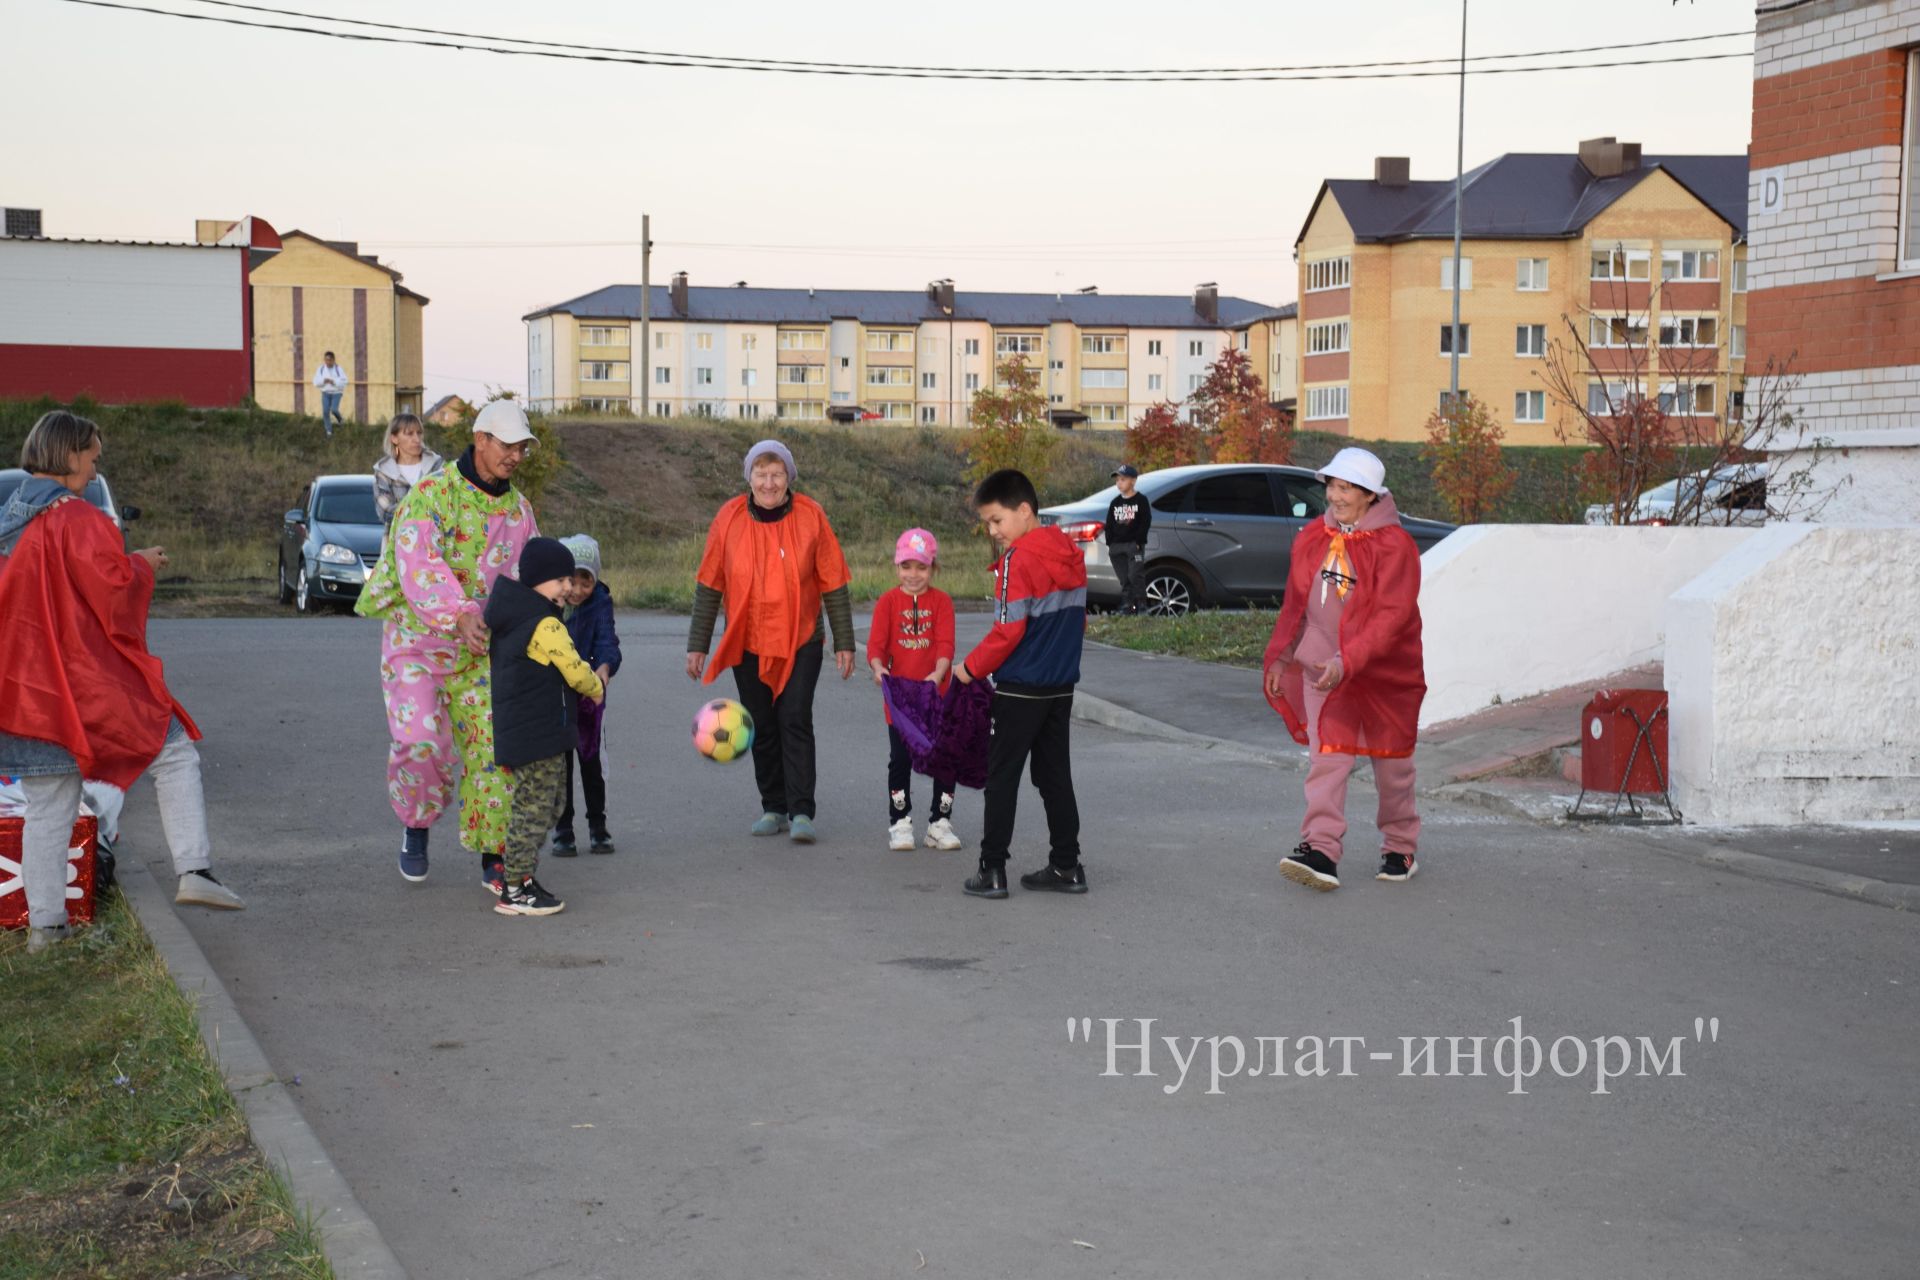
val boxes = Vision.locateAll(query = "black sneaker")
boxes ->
[963,864,1009,899]
[588,831,616,855]
[495,876,565,917]
[1279,843,1340,892]
[399,826,429,882]
[1020,863,1088,894]
[550,830,578,857]
[1376,853,1418,883]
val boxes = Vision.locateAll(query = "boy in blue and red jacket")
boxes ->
[552,535,623,856]
[954,469,1089,900]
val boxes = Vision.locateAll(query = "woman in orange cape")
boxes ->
[685,440,856,843]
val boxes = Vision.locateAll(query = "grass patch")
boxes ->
[0,894,333,1279]
[1086,610,1277,669]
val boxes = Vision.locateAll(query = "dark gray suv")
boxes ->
[1040,463,1455,616]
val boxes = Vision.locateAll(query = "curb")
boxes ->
[1071,691,1301,771]
[121,856,410,1279]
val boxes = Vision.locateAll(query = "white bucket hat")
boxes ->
[1316,446,1388,494]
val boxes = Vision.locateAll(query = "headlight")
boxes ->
[318,543,358,565]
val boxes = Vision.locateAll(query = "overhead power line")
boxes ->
[56,0,1754,82]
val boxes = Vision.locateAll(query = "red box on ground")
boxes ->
[1580,690,1671,796]
[0,813,100,929]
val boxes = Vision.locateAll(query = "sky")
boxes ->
[4,0,1757,407]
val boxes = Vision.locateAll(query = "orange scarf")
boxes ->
[1319,529,1356,604]
[696,494,850,697]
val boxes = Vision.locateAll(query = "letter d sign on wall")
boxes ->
[1758,174,1783,216]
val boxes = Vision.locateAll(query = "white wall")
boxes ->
[1667,526,1920,824]
[0,240,242,349]
[1418,525,1759,728]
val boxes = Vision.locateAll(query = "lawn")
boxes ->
[1086,610,1277,669]
[0,894,333,1280]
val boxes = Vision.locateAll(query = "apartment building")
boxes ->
[1294,141,1748,444]
[1747,0,1920,524]
[523,273,1294,428]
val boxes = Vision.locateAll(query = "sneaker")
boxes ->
[399,826,429,881]
[924,818,963,851]
[481,855,506,897]
[887,818,915,851]
[750,812,789,837]
[963,863,1009,899]
[551,830,578,858]
[588,831,616,855]
[1020,863,1088,894]
[1376,852,1418,883]
[789,815,817,844]
[26,924,72,955]
[1279,843,1340,892]
[176,870,246,910]
[495,876,565,917]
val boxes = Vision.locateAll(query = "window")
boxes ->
[1049,359,1065,371]
[877,402,915,421]
[964,338,980,356]
[1730,324,1747,359]
[1080,368,1125,389]
[1906,51,1920,265]
[1439,389,1471,412]
[695,367,714,385]
[1191,473,1278,518]
[696,332,714,350]
[778,400,824,420]
[580,326,627,346]
[1517,258,1549,291]
[1304,385,1349,420]
[778,330,825,350]
[693,402,718,418]
[742,333,758,351]
[1515,389,1546,422]
[653,366,671,385]
[1081,335,1125,355]
[1729,389,1746,422]
[1586,381,1635,415]
[1590,248,1652,281]
[1731,259,1748,293]
[741,368,758,387]
[1188,340,1205,357]
[531,331,540,353]
[866,367,912,387]
[1306,256,1351,291]
[778,365,824,385]
[920,406,938,424]
[738,402,760,419]
[1188,374,1203,392]
[1147,373,1162,391]
[867,330,914,352]
[578,397,628,413]
[840,357,850,369]
[965,373,980,391]
[1659,382,1716,415]
[654,331,673,350]
[1147,339,1163,356]
[996,333,1043,356]
[1516,324,1546,357]
[1439,324,1471,357]
[1238,331,1250,350]
[1660,249,1720,281]
[653,402,671,415]
[1306,321,1349,355]
[921,372,936,390]
[1084,404,1128,426]
[1588,315,1649,348]
[1658,316,1718,347]
[1440,257,1473,290]
[579,361,628,382]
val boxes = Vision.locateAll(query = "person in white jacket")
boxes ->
[313,352,349,435]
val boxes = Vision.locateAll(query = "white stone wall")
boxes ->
[1755,0,1920,77]
[1667,526,1920,823]
[1416,526,1759,728]
[1746,147,1902,289]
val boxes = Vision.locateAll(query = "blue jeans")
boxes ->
[320,391,343,432]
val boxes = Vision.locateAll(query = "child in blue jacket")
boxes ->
[552,535,623,855]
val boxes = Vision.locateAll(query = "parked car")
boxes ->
[278,474,384,612]
[1582,464,1767,527]
[0,467,138,541]
[1040,463,1456,616]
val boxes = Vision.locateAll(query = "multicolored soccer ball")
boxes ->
[692,698,755,764]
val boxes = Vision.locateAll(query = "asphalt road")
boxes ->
[124,612,1918,1280]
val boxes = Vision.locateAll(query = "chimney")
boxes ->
[1578,136,1641,179]
[670,271,689,316]
[733,280,748,288]
[1373,156,1410,187]
[1077,285,1098,295]
[1193,282,1219,325]
[926,277,955,315]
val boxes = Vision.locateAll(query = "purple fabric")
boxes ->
[881,675,993,791]
[576,694,606,763]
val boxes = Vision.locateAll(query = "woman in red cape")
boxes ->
[1262,447,1426,892]
[0,411,244,952]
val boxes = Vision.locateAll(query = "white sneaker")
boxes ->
[924,818,963,850]
[176,870,246,910]
[887,818,915,851]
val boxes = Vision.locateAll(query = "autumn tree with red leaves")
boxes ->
[1189,345,1294,464]
[1421,391,1515,524]
[1125,401,1205,471]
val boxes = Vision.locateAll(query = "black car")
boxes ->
[277,474,384,612]
[1040,463,1456,616]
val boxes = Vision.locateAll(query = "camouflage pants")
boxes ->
[502,754,567,882]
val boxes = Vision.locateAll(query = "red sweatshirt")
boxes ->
[869,586,955,721]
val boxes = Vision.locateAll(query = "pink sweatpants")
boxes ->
[1301,681,1421,863]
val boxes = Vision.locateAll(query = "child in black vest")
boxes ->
[483,538,605,917]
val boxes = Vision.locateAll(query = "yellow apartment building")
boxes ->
[1295,140,1747,444]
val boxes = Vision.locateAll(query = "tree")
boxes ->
[1126,401,1205,471]
[964,356,1056,491]
[1421,391,1514,524]
[1189,345,1293,464]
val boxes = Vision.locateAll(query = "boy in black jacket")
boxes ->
[483,538,605,917]
[1104,465,1152,615]
[553,534,623,856]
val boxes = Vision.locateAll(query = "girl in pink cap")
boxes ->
[866,528,961,851]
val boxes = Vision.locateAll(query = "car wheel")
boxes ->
[294,563,314,614]
[276,552,294,605]
[1143,566,1199,618]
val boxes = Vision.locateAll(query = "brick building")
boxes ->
[1748,0,1920,524]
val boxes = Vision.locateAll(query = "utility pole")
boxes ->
[640,212,652,420]
[1448,0,1468,426]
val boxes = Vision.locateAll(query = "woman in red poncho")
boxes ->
[685,440,856,844]
[0,411,244,953]
[1263,447,1426,892]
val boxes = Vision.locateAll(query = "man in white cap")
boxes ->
[356,399,542,889]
